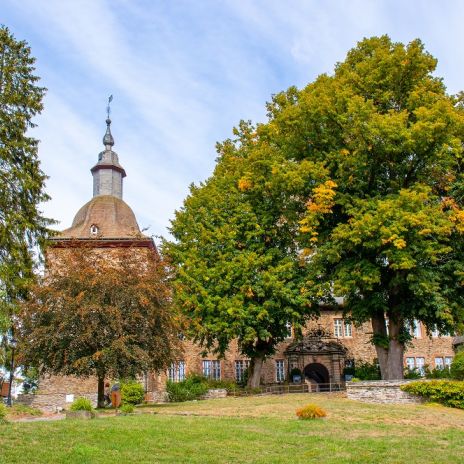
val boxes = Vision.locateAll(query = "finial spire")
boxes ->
[103,95,114,148]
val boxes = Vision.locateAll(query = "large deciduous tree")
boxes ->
[18,246,179,407]
[278,36,464,379]
[167,35,464,381]
[164,122,322,387]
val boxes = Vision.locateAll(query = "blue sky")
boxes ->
[3,0,464,241]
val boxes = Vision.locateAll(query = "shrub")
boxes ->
[296,403,327,420]
[354,361,381,380]
[401,380,464,409]
[69,397,93,412]
[166,375,209,402]
[119,404,134,414]
[425,367,451,379]
[404,368,422,379]
[450,351,464,380]
[0,403,7,423]
[120,380,145,405]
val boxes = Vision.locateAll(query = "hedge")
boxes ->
[401,380,464,409]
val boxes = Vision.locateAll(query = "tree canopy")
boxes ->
[164,122,321,386]
[167,35,464,381]
[0,26,51,336]
[18,246,179,406]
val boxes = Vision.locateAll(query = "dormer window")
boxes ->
[90,224,99,236]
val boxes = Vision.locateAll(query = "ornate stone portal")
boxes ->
[284,328,347,389]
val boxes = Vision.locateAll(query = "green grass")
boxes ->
[1,393,464,463]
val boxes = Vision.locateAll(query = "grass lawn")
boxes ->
[1,393,464,463]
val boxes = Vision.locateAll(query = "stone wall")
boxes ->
[346,380,425,404]
[16,392,98,412]
[202,389,227,400]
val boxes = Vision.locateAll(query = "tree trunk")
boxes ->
[371,311,389,379]
[385,318,404,380]
[97,375,105,408]
[247,354,265,388]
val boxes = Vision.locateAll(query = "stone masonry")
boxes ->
[346,380,425,404]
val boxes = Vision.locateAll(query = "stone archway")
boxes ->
[304,362,330,385]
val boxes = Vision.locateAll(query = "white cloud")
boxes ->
[3,0,464,240]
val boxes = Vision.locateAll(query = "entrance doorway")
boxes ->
[304,363,330,391]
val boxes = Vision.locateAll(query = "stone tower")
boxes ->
[25,115,157,411]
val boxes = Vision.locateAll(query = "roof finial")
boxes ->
[103,95,114,148]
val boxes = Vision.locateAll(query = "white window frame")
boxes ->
[406,357,415,371]
[235,360,250,383]
[444,356,453,368]
[411,320,421,338]
[202,360,221,380]
[434,357,444,369]
[275,360,285,382]
[334,319,343,338]
[344,321,352,337]
[415,357,425,375]
[168,361,186,382]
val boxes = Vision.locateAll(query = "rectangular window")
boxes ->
[168,361,186,382]
[275,360,285,382]
[406,357,415,371]
[334,319,352,337]
[411,320,421,338]
[202,360,221,380]
[444,356,453,368]
[415,357,425,375]
[235,360,250,383]
[435,357,444,369]
[344,321,352,337]
[431,327,440,338]
[334,319,343,338]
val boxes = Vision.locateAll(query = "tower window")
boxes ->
[90,224,99,236]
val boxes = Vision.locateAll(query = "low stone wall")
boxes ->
[16,392,98,412]
[202,389,228,400]
[346,380,424,404]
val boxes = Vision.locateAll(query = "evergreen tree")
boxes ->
[0,26,51,380]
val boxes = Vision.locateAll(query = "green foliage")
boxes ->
[22,366,39,393]
[401,380,464,408]
[0,403,7,423]
[296,403,327,419]
[450,351,464,380]
[425,367,451,379]
[165,35,464,382]
[69,397,93,412]
[8,404,42,417]
[204,378,237,391]
[120,380,144,405]
[0,26,52,339]
[18,247,179,407]
[404,368,423,379]
[119,404,134,414]
[354,362,381,380]
[166,375,209,402]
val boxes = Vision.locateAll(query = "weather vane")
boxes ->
[106,95,113,119]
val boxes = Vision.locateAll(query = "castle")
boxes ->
[22,117,456,409]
